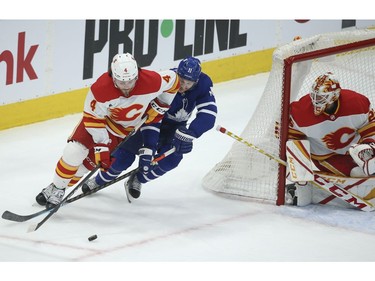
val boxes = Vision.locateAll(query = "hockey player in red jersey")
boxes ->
[286,72,375,205]
[35,53,179,208]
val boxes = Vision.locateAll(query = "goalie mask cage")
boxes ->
[202,28,375,205]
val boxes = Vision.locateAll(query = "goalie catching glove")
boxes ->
[173,127,197,154]
[349,143,375,176]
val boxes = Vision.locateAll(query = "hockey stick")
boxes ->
[217,125,375,212]
[317,173,372,204]
[29,116,148,231]
[2,147,176,223]
[2,169,137,222]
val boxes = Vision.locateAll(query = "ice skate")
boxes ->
[81,178,99,194]
[36,183,65,208]
[125,172,142,200]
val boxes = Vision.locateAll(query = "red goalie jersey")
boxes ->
[288,89,375,176]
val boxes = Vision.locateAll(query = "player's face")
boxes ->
[179,77,196,93]
[113,77,137,96]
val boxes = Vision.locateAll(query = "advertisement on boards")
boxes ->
[1,19,375,106]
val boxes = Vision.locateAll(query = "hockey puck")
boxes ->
[88,235,97,241]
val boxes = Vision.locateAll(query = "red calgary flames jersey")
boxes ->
[288,89,375,160]
[82,69,179,144]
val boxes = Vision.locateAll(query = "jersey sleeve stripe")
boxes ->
[165,76,180,94]
[197,109,217,117]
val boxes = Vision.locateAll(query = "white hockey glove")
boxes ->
[349,143,375,176]
[144,98,170,124]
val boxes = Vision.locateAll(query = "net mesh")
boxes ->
[202,29,375,204]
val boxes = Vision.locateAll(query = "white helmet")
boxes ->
[111,53,138,81]
[310,72,341,115]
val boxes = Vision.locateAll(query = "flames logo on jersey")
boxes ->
[322,127,355,150]
[109,104,143,121]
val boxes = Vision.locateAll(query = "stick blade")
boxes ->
[2,210,37,222]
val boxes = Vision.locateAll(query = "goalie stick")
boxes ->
[2,147,176,223]
[216,125,375,212]
[316,172,375,204]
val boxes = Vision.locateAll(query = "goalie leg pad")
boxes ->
[286,140,314,182]
[296,183,313,206]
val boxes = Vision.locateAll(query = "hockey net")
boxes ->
[202,28,375,205]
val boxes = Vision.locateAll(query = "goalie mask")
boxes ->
[310,72,341,115]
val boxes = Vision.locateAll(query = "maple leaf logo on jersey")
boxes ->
[322,127,355,150]
[166,98,191,122]
[167,108,191,122]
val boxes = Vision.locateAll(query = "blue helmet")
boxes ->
[177,56,201,82]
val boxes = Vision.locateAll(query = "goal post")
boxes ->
[202,28,375,206]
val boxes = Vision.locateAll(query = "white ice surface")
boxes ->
[1,73,374,279]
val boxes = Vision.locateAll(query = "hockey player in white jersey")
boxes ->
[286,72,375,205]
[35,53,179,208]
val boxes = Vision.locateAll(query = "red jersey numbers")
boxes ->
[322,127,355,150]
[162,74,172,83]
[90,100,97,111]
[109,104,143,122]
[163,74,180,94]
